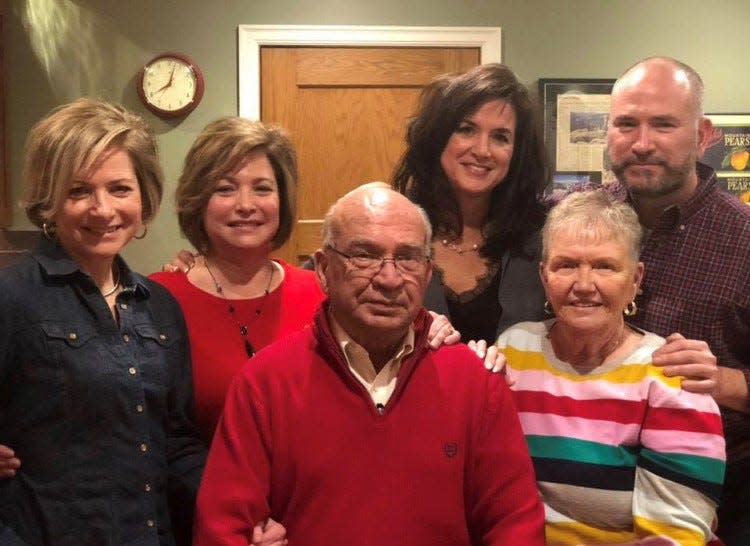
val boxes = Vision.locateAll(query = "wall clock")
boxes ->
[138,52,204,118]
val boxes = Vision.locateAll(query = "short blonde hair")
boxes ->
[22,97,163,227]
[176,117,298,253]
[542,190,643,263]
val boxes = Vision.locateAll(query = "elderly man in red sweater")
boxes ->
[193,185,544,545]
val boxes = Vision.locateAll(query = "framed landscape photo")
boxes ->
[538,78,616,191]
[703,114,750,205]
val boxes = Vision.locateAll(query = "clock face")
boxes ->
[138,53,204,118]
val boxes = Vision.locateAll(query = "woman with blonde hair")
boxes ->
[0,98,205,544]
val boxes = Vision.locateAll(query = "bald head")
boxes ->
[613,57,704,117]
[322,185,432,253]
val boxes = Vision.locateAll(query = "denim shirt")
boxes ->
[0,238,206,545]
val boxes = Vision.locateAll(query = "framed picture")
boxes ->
[538,78,616,190]
[703,114,750,204]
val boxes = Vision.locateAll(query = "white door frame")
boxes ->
[237,25,502,119]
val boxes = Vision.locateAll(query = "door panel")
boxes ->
[261,46,479,263]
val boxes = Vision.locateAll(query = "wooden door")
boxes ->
[260,46,479,263]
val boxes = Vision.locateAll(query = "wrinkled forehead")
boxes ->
[335,199,427,247]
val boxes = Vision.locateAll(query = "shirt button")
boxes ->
[120,303,128,310]
[159,333,167,341]
[123,334,130,342]
[136,404,144,413]
[146,519,155,528]
[140,443,148,453]
[679,224,686,231]
[144,482,152,492]
[129,367,137,375]
[68,332,77,340]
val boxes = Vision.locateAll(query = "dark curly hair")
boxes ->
[392,63,549,260]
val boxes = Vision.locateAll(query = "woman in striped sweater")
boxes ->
[496,190,725,546]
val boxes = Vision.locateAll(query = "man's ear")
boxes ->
[696,116,716,159]
[313,248,329,294]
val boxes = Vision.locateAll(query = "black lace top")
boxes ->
[438,262,502,343]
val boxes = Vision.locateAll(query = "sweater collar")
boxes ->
[313,301,433,377]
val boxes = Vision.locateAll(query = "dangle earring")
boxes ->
[42,222,56,240]
[134,225,148,240]
[623,300,637,317]
[543,300,554,315]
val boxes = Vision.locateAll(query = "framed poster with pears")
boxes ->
[703,114,750,205]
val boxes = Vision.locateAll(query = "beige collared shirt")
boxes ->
[328,314,415,408]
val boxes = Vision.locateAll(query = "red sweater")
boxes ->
[150,261,324,443]
[194,306,544,546]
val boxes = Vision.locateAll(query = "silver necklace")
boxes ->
[204,259,274,357]
[101,266,121,297]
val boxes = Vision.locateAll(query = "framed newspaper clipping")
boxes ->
[539,78,615,195]
[702,114,750,205]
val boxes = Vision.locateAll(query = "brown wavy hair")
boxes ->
[392,63,549,260]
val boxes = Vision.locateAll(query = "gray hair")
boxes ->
[542,190,642,263]
[322,185,433,255]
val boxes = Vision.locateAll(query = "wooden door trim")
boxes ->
[237,25,502,119]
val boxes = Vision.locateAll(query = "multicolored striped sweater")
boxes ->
[497,321,726,546]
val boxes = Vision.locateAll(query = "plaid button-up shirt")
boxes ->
[609,163,750,464]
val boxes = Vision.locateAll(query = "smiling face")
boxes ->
[52,147,142,271]
[540,228,643,336]
[439,98,516,200]
[315,189,432,357]
[607,59,711,200]
[203,149,280,258]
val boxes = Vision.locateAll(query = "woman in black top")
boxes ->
[393,63,550,343]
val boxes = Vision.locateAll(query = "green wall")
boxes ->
[7,0,749,273]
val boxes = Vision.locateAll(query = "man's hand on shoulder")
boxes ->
[653,333,749,412]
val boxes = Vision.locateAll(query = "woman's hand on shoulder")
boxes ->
[161,250,198,273]
[0,444,20,478]
[427,311,461,349]
[467,339,511,380]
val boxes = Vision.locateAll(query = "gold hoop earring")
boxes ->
[42,222,56,240]
[134,225,148,240]
[543,300,554,315]
[624,300,637,317]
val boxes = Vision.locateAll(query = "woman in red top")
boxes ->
[150,117,324,444]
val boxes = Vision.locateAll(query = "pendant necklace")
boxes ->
[205,259,274,357]
[440,238,480,255]
[101,266,121,297]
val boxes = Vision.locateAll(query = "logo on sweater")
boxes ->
[443,442,458,458]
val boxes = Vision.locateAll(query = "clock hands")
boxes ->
[155,66,176,94]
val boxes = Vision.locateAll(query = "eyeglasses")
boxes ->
[326,245,430,276]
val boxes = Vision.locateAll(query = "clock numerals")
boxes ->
[139,53,204,118]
